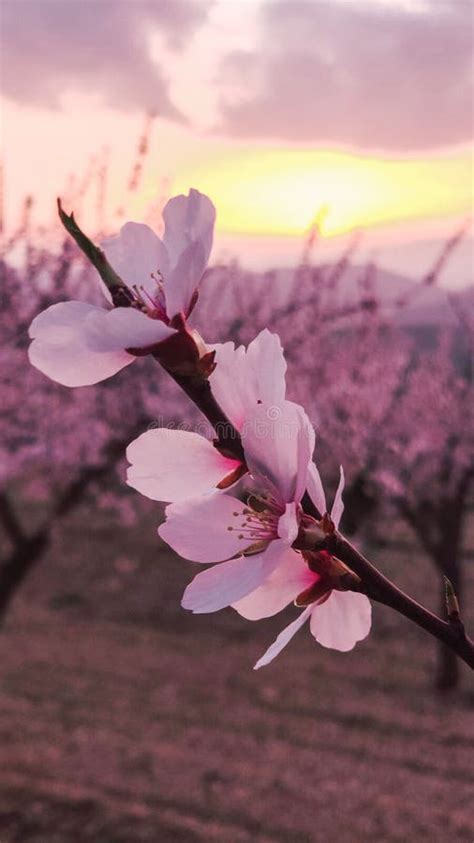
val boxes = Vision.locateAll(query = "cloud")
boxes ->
[216,0,473,151]
[1,0,211,118]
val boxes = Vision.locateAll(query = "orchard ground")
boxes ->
[0,506,473,842]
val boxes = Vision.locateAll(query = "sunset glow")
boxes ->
[172,147,472,238]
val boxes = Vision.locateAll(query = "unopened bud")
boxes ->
[57,198,128,295]
[444,576,460,621]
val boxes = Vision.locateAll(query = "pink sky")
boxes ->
[1,0,473,287]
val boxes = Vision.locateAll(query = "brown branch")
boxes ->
[325,533,474,671]
[0,491,26,546]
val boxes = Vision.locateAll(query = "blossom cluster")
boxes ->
[28,189,371,668]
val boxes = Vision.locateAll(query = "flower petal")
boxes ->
[241,401,314,504]
[165,239,206,319]
[163,189,216,318]
[309,591,371,652]
[209,330,287,431]
[83,307,175,351]
[127,429,241,503]
[163,189,215,271]
[233,547,313,620]
[181,543,281,614]
[331,465,345,529]
[306,461,327,516]
[277,502,299,544]
[254,606,313,670]
[28,301,134,386]
[158,492,251,563]
[101,222,169,297]
[208,341,247,429]
[245,329,287,407]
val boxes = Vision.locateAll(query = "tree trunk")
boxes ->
[435,554,462,691]
[0,529,49,623]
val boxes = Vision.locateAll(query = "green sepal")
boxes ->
[57,198,129,294]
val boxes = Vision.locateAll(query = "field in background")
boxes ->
[0,508,473,842]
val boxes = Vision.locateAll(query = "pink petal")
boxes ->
[83,307,175,351]
[209,341,248,429]
[306,461,327,516]
[254,606,313,670]
[245,329,287,407]
[165,239,206,319]
[163,189,215,270]
[277,502,299,544]
[101,222,169,297]
[294,408,316,503]
[309,591,371,652]
[331,465,345,529]
[163,189,216,318]
[126,429,241,503]
[158,493,251,563]
[242,401,314,504]
[181,544,280,614]
[233,547,312,620]
[209,330,287,431]
[28,301,134,386]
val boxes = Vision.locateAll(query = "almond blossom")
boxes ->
[158,400,315,611]
[126,329,287,502]
[242,465,372,669]
[28,189,215,387]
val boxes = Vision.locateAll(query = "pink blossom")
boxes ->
[242,466,372,669]
[28,189,216,387]
[158,400,315,611]
[125,329,287,502]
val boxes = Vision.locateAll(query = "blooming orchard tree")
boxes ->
[23,190,474,678]
[283,276,473,688]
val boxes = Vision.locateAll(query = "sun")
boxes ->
[171,146,472,238]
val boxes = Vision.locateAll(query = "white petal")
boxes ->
[163,189,215,271]
[233,548,312,620]
[277,502,299,544]
[29,300,99,341]
[28,301,134,386]
[254,606,313,670]
[306,461,327,516]
[209,341,248,429]
[126,429,241,503]
[158,493,251,563]
[242,401,314,504]
[294,408,316,503]
[163,189,216,318]
[182,544,280,614]
[331,465,345,529]
[209,330,287,431]
[83,307,175,351]
[101,222,169,296]
[165,239,206,319]
[245,329,287,407]
[309,591,372,652]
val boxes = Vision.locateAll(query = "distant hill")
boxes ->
[208,261,474,327]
